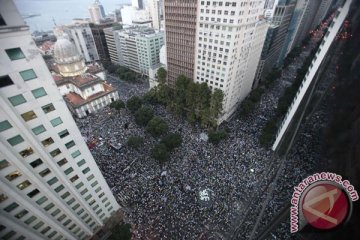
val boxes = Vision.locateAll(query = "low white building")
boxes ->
[52,36,118,118]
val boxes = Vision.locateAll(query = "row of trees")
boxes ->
[144,68,224,129]
[102,61,140,82]
[259,43,321,147]
[238,68,282,117]
[113,96,183,163]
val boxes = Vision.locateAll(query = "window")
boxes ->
[41,137,54,147]
[31,87,47,98]
[87,174,94,181]
[4,202,19,212]
[91,181,98,187]
[48,230,57,238]
[8,94,26,106]
[32,125,46,135]
[36,196,48,205]
[5,170,22,181]
[2,231,16,240]
[63,219,71,226]
[17,180,31,190]
[44,203,54,211]
[27,188,40,198]
[102,197,108,203]
[75,182,84,189]
[20,69,37,81]
[95,187,101,193]
[25,216,37,224]
[71,150,81,158]
[47,177,58,185]
[50,148,61,157]
[51,209,61,217]
[58,130,69,138]
[57,158,68,167]
[77,209,84,215]
[65,140,75,149]
[57,214,66,222]
[98,192,104,198]
[66,198,75,205]
[7,135,24,146]
[6,48,25,60]
[72,204,80,210]
[70,175,79,182]
[0,75,14,88]
[33,221,44,229]
[0,159,10,169]
[42,103,55,113]
[50,117,63,127]
[0,120,12,132]
[80,188,88,195]
[85,194,92,201]
[15,209,28,219]
[64,167,73,175]
[39,168,51,177]
[54,185,64,193]
[77,159,86,167]
[19,147,34,158]
[41,226,51,234]
[30,158,43,168]
[21,111,37,122]
[82,167,90,174]
[61,192,70,199]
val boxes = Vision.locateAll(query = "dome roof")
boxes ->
[54,37,82,64]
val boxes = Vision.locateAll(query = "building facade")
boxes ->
[132,0,144,10]
[149,0,163,30]
[311,0,333,29]
[115,27,164,75]
[189,0,269,121]
[164,0,198,87]
[88,0,105,24]
[0,1,120,239]
[90,22,114,61]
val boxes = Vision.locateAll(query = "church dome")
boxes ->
[54,35,87,77]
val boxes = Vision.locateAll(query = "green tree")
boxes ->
[157,67,167,84]
[161,133,182,151]
[151,143,169,163]
[127,136,144,149]
[209,89,224,126]
[146,116,169,137]
[126,96,142,113]
[110,100,125,111]
[143,88,159,104]
[134,107,154,126]
[208,129,228,144]
[108,223,132,240]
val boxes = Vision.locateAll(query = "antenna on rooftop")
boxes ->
[52,17,57,27]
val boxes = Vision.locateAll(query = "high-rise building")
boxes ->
[104,26,124,65]
[90,22,114,61]
[89,0,106,24]
[0,1,120,239]
[164,0,197,87]
[165,0,269,121]
[132,0,144,10]
[255,0,295,86]
[116,27,164,74]
[55,22,100,63]
[149,0,163,30]
[311,0,333,29]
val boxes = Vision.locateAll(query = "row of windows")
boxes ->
[7,87,47,107]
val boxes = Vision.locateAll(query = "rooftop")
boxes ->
[52,72,103,89]
[64,83,116,107]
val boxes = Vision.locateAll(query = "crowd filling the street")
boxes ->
[75,29,330,239]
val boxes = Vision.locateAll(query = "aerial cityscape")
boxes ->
[0,0,359,240]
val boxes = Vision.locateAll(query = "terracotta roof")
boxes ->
[52,72,103,89]
[64,83,116,107]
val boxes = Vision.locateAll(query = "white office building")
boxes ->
[193,1,269,121]
[149,0,163,30]
[0,1,120,239]
[88,0,106,24]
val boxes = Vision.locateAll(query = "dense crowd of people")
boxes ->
[74,29,330,240]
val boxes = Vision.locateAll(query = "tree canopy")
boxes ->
[151,143,169,163]
[108,223,132,240]
[208,129,228,144]
[126,96,142,113]
[146,116,169,137]
[109,100,125,111]
[161,133,182,151]
[134,107,154,126]
[127,136,144,149]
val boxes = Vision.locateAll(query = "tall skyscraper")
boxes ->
[149,0,163,30]
[132,0,144,10]
[164,0,198,87]
[0,1,120,239]
[165,0,269,121]
[311,0,333,29]
[89,0,106,24]
[255,0,295,86]
[90,22,114,61]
